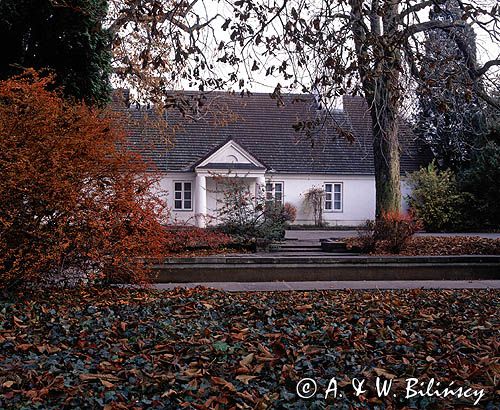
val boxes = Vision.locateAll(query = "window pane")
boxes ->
[175,192,182,200]
[325,201,332,210]
[184,182,191,191]
[334,201,342,210]
[184,191,191,200]
[275,183,283,192]
[275,193,282,202]
[266,183,273,192]
[334,184,341,193]
[325,184,332,192]
[325,192,332,201]
[334,192,341,201]
[184,200,192,209]
[174,182,182,191]
[174,200,182,209]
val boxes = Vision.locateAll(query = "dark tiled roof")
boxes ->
[114,91,432,175]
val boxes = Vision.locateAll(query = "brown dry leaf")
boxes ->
[296,304,313,312]
[374,367,397,379]
[302,345,324,355]
[100,379,114,388]
[236,375,258,385]
[183,367,202,378]
[79,373,120,382]
[211,376,236,392]
[37,344,61,354]
[239,353,254,367]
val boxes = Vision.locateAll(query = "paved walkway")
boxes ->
[155,280,500,291]
[285,230,500,241]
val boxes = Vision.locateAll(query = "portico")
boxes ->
[192,139,267,227]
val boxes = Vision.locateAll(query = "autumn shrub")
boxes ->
[356,219,377,253]
[282,202,297,223]
[261,202,297,240]
[375,211,423,253]
[0,71,170,290]
[214,177,292,243]
[353,212,422,254]
[406,161,469,231]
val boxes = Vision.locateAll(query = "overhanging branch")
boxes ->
[475,59,500,77]
[402,19,467,38]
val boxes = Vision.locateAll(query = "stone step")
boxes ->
[269,247,323,253]
[267,252,361,256]
[278,244,322,249]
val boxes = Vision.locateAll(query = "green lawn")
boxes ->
[0,288,498,409]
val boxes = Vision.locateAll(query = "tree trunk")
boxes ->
[369,92,402,218]
[351,0,403,218]
[370,0,403,218]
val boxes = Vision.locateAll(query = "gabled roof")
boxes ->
[194,139,267,171]
[115,91,432,175]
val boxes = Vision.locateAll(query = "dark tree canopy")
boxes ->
[459,113,500,228]
[0,0,112,106]
[416,0,488,171]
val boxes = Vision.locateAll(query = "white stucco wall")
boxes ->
[401,179,412,214]
[266,174,375,225]
[158,172,412,226]
[158,172,196,225]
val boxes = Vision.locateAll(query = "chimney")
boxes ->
[311,87,323,110]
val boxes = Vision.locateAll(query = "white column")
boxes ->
[194,174,207,228]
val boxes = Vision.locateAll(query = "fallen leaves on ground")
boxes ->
[347,235,500,256]
[0,288,498,409]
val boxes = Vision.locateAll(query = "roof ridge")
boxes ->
[113,89,313,98]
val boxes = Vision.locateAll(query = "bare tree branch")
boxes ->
[476,59,500,77]
[403,19,467,37]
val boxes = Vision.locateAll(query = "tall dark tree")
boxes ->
[0,0,111,106]
[416,0,487,171]
[459,94,500,228]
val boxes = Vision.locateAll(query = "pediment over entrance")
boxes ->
[195,139,266,170]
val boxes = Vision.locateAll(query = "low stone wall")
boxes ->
[152,255,500,283]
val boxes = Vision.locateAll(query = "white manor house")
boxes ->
[116,91,431,227]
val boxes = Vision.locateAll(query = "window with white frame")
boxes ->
[266,181,284,205]
[324,183,342,211]
[174,182,192,210]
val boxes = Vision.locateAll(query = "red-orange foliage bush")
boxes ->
[0,72,169,290]
[375,211,423,253]
[164,226,234,253]
[283,202,297,223]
